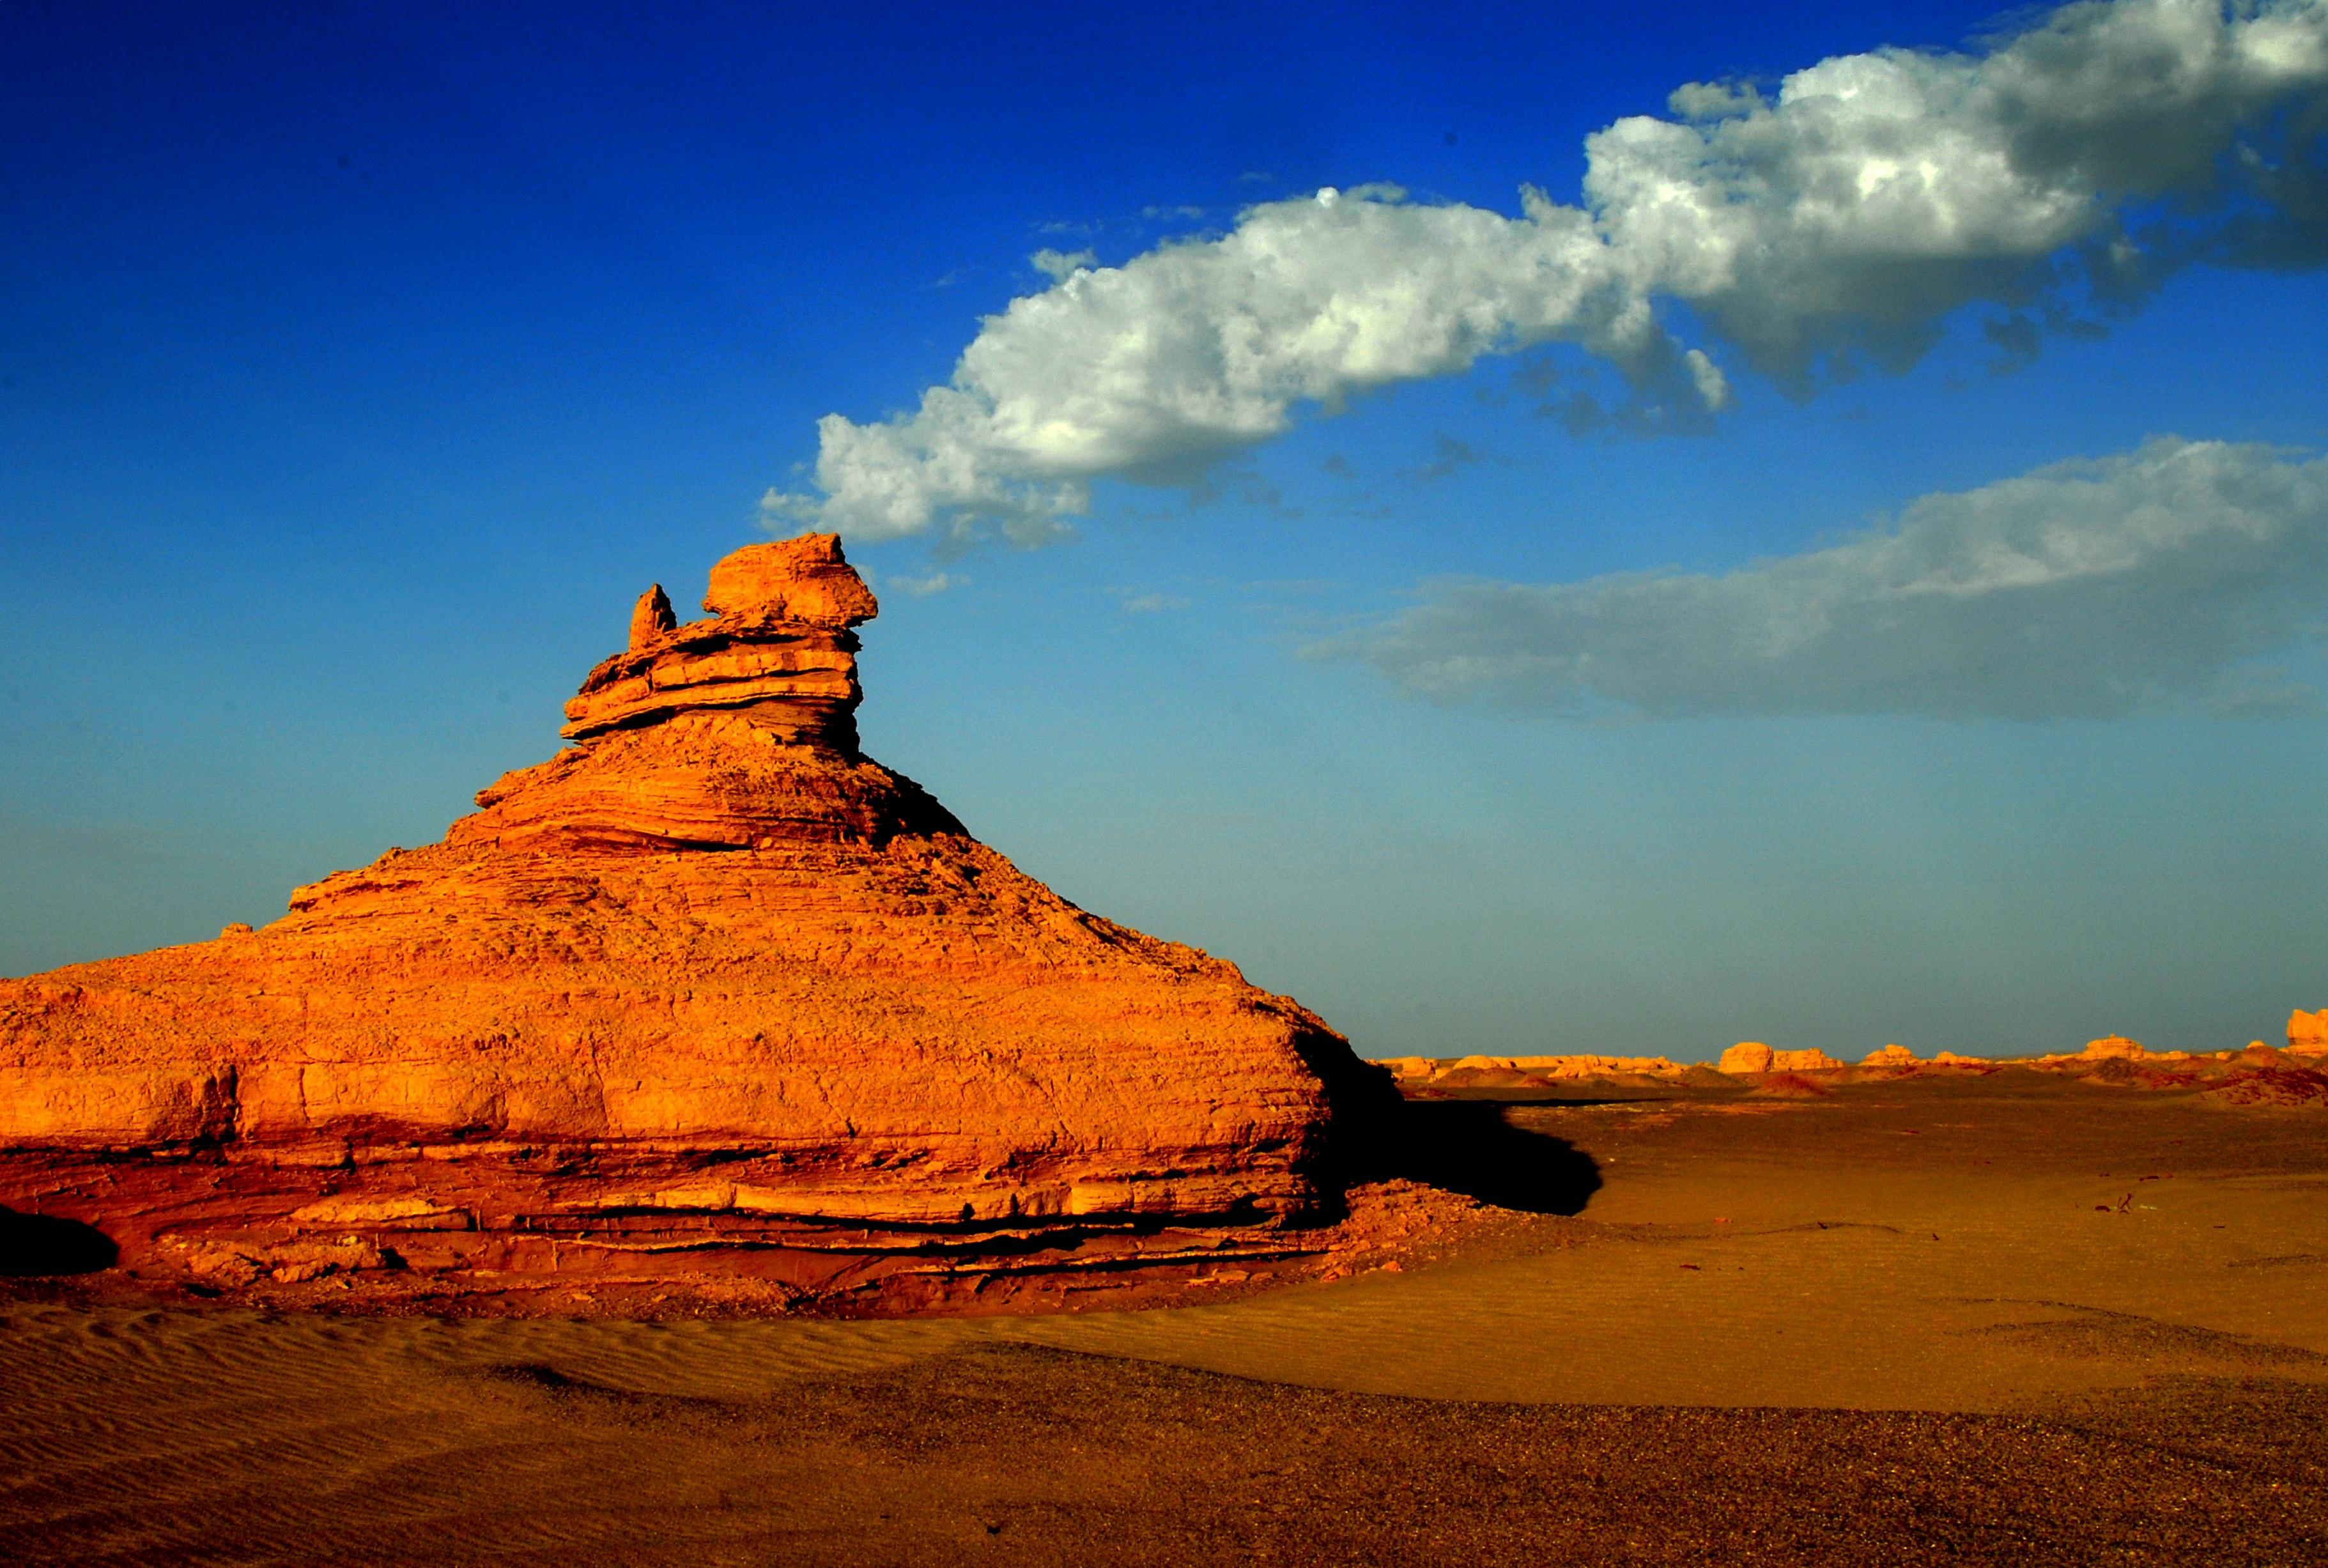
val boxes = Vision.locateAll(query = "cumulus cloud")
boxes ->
[768,1,2328,545]
[768,185,1713,544]
[1325,438,2328,720]
[1591,0,2328,381]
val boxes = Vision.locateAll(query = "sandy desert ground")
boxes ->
[4,1069,2325,1565]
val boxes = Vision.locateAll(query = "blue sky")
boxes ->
[4,0,2325,1059]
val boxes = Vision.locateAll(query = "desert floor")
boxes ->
[4,1072,2325,1565]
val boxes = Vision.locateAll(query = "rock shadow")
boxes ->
[0,1208,119,1275]
[1378,1100,1603,1215]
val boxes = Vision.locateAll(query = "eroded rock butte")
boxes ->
[0,535,1391,1311]
[2290,1008,2328,1054]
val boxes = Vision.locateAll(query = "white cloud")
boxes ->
[1325,438,2328,720]
[767,1,2328,545]
[1589,0,2328,381]
[1030,247,1097,282]
[765,185,1702,544]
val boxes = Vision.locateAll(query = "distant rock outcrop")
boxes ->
[1718,1042,1842,1075]
[1445,1054,1684,1078]
[1373,1053,1716,1095]
[2290,1009,2328,1056]
[0,536,1391,1309]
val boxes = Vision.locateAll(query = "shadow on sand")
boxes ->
[0,1208,119,1276]
[1379,1100,1603,1215]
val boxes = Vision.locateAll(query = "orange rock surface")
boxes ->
[1716,1042,1843,1075]
[0,536,1389,1307]
[2290,1008,2328,1055]
[562,535,877,748]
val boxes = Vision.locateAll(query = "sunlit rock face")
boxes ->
[0,535,1388,1305]
[1716,1043,1842,1075]
[563,534,879,751]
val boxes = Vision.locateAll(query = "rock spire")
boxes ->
[567,534,877,752]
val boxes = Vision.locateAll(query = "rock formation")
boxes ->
[2290,1009,2328,1055]
[563,535,879,748]
[1371,1053,1728,1095]
[1439,1054,1686,1078]
[0,536,1391,1309]
[1718,1042,1842,1075]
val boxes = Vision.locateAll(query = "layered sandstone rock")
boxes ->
[2290,1009,2328,1055]
[0,536,1389,1307]
[561,535,878,749]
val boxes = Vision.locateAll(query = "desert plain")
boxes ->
[5,1058,2327,1565]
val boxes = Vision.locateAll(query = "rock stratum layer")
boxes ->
[0,536,1387,1311]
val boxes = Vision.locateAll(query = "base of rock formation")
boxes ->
[0,1146,1443,1317]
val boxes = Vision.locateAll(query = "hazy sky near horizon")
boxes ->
[5,0,2326,1060]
